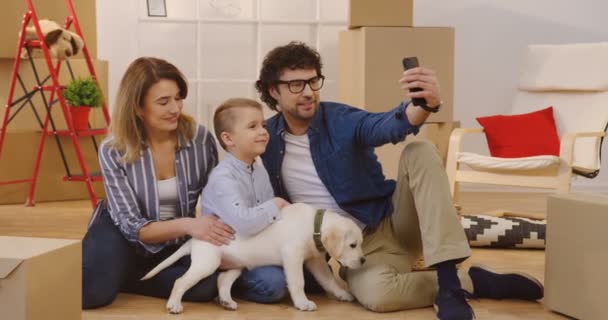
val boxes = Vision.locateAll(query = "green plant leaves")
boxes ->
[63,78,103,108]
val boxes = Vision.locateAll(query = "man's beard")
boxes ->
[288,99,317,121]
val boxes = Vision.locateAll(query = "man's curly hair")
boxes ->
[255,41,323,111]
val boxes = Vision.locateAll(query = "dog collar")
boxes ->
[313,209,326,252]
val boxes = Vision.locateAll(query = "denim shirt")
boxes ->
[261,101,420,229]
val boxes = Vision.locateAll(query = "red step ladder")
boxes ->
[0,0,110,207]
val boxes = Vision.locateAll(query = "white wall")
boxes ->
[96,0,138,111]
[97,0,608,191]
[97,0,347,129]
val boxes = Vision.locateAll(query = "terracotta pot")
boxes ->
[70,106,91,131]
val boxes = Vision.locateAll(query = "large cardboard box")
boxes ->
[0,0,97,59]
[375,121,459,179]
[349,0,413,29]
[339,27,454,123]
[545,193,608,319]
[0,131,105,204]
[0,236,81,320]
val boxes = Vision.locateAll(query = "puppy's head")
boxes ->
[45,29,84,59]
[321,213,365,269]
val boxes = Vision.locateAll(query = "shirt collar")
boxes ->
[224,152,255,173]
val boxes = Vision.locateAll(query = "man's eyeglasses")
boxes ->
[275,76,325,94]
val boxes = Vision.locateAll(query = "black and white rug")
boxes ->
[460,215,546,249]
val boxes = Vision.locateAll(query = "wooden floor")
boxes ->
[0,192,567,319]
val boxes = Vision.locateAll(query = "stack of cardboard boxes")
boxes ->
[339,0,458,178]
[0,0,106,204]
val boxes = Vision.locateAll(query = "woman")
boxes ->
[81,57,234,308]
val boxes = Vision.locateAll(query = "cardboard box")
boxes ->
[0,236,81,320]
[349,0,413,29]
[0,0,97,59]
[0,58,109,131]
[545,193,608,319]
[376,121,459,179]
[0,130,105,204]
[339,27,454,123]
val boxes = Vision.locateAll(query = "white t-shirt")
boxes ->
[157,177,178,220]
[282,132,365,229]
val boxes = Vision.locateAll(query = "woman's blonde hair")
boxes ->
[110,57,196,163]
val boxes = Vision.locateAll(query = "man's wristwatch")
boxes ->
[417,101,442,113]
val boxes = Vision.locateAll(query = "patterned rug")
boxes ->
[460,215,546,249]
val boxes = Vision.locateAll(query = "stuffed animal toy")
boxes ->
[20,19,84,60]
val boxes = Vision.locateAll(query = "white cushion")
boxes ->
[458,152,560,171]
[511,91,607,171]
[519,42,608,91]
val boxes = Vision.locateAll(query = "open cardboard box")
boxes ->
[0,236,81,320]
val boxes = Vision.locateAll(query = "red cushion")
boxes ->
[476,106,560,158]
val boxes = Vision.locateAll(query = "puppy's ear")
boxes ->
[44,29,63,48]
[321,226,344,258]
[70,37,79,55]
[67,31,84,55]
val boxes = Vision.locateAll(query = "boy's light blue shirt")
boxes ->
[201,152,281,237]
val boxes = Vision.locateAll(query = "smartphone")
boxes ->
[402,57,427,107]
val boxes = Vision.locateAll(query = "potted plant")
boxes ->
[63,78,103,131]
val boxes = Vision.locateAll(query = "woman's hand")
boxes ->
[187,215,235,246]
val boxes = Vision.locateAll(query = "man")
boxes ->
[256,41,543,319]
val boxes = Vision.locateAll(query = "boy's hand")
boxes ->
[273,197,290,209]
[187,215,235,246]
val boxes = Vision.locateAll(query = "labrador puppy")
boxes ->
[141,203,365,313]
[20,19,84,60]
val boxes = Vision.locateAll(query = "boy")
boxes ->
[200,98,291,303]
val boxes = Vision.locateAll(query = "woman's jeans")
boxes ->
[82,209,322,309]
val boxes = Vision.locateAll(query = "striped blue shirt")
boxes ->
[201,152,281,237]
[96,125,218,254]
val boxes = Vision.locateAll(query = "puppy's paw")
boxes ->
[219,298,238,310]
[333,289,355,302]
[294,299,317,311]
[166,299,184,314]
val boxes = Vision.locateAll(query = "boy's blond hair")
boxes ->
[214,98,264,150]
